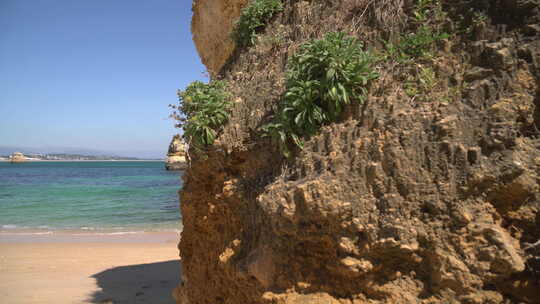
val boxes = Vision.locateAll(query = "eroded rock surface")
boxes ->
[191,0,249,75]
[177,0,540,303]
[165,135,187,171]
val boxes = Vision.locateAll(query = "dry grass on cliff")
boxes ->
[343,0,406,35]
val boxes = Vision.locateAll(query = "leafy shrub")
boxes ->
[405,66,438,100]
[400,26,449,58]
[172,81,231,149]
[382,0,448,62]
[232,0,283,47]
[413,0,443,23]
[383,26,449,62]
[263,32,378,156]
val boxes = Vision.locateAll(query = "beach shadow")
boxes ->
[89,260,181,304]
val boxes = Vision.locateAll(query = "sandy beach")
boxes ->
[0,231,181,304]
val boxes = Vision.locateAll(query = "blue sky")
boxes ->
[0,0,206,158]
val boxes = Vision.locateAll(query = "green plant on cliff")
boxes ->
[382,0,449,62]
[263,32,378,156]
[404,65,438,101]
[232,0,283,47]
[172,81,231,149]
[413,0,445,23]
[400,26,449,59]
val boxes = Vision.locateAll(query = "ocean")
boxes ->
[0,161,182,234]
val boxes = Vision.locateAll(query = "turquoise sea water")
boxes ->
[0,161,182,232]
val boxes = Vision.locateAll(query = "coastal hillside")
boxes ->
[175,0,540,303]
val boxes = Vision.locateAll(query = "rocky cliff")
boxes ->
[176,0,540,303]
[165,135,187,171]
[191,0,249,75]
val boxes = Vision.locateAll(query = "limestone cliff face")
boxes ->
[191,0,249,75]
[165,135,187,171]
[176,1,540,303]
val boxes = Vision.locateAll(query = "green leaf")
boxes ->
[326,68,336,80]
[294,112,304,126]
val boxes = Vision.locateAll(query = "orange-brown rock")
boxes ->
[191,0,249,75]
[176,1,540,303]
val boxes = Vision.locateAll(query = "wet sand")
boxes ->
[0,231,181,304]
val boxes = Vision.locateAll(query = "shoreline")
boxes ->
[0,229,181,243]
[0,230,181,304]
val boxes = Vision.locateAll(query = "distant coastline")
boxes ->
[0,159,164,162]
[0,152,164,162]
